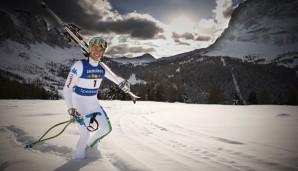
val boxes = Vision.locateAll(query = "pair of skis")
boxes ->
[40,1,140,103]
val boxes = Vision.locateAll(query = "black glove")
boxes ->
[118,80,131,93]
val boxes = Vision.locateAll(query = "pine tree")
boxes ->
[207,85,223,104]
[248,91,258,104]
[286,90,297,105]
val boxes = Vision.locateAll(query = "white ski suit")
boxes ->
[63,57,123,160]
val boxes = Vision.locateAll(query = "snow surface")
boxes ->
[0,100,298,171]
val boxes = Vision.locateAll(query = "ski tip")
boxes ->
[133,95,141,99]
[25,144,32,149]
[128,92,141,99]
[40,1,47,8]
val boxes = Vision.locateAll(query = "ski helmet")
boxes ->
[88,37,108,53]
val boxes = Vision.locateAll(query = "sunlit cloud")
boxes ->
[198,19,217,29]
[213,0,234,29]
[168,15,196,34]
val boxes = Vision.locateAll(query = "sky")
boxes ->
[0,0,245,58]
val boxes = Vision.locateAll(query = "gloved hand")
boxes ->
[68,108,77,123]
[118,80,131,93]
[68,108,83,124]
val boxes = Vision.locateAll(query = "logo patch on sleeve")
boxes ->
[71,68,78,75]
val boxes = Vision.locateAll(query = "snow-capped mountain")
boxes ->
[201,0,298,66]
[109,53,156,65]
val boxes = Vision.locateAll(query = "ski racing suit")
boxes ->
[63,57,124,159]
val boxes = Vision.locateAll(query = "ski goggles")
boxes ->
[89,37,108,49]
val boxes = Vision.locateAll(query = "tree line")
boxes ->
[0,70,58,99]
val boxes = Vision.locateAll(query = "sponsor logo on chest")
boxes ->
[83,67,105,79]
[86,69,104,74]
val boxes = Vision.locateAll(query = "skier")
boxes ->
[63,37,132,160]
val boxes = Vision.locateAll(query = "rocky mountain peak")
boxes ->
[203,0,298,60]
[0,9,70,48]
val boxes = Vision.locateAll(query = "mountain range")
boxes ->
[0,0,297,104]
[109,53,156,65]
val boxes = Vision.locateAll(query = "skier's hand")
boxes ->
[68,108,76,122]
[119,80,131,93]
[68,108,77,123]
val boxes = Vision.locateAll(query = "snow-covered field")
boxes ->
[0,100,297,171]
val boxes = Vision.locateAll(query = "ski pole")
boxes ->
[25,119,72,148]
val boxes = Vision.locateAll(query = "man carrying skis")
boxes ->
[63,37,132,160]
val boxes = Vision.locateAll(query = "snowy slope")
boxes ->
[0,40,83,88]
[1,100,298,171]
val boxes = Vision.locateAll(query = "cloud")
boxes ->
[90,18,163,39]
[223,6,234,18]
[171,31,211,45]
[194,0,234,45]
[213,0,234,27]
[196,35,211,41]
[198,19,217,29]
[117,35,129,43]
[171,32,195,46]
[173,39,190,46]
[77,0,164,39]
[78,0,114,19]
[172,32,194,40]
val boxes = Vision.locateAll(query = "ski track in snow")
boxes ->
[108,103,298,171]
[0,125,74,159]
[0,125,132,171]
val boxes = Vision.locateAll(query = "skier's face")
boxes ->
[90,45,106,61]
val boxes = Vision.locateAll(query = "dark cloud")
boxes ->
[196,35,211,41]
[171,32,194,45]
[106,44,155,56]
[172,32,194,40]
[90,18,164,39]
[0,0,164,39]
[173,39,190,46]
